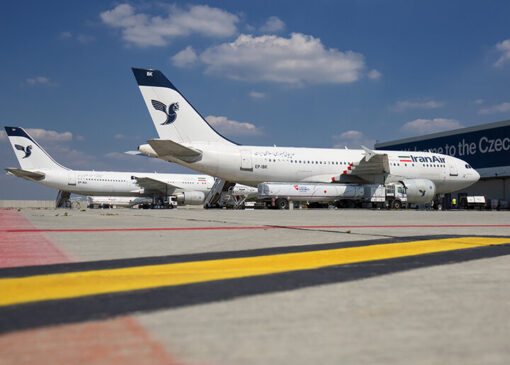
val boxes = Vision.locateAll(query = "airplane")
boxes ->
[4,126,256,208]
[131,68,480,208]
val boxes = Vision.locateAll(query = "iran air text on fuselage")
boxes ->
[410,155,446,163]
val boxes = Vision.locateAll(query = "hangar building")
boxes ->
[375,119,510,207]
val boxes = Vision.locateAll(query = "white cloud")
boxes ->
[0,128,72,142]
[100,4,239,47]
[401,118,462,134]
[77,34,95,44]
[26,76,53,86]
[172,46,198,68]
[113,133,142,140]
[260,16,285,33]
[46,145,106,169]
[249,91,266,99]
[367,69,382,80]
[479,101,510,115]
[105,151,168,166]
[200,33,371,84]
[59,31,94,43]
[494,39,510,67]
[59,31,72,39]
[26,128,73,141]
[105,152,136,160]
[475,99,484,105]
[391,100,445,112]
[332,130,375,149]
[205,115,262,136]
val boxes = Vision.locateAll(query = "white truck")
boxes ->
[363,183,408,209]
[87,196,153,209]
[257,182,408,209]
[257,182,364,209]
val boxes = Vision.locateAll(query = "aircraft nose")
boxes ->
[473,169,480,182]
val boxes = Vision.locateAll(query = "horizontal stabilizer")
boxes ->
[147,139,202,163]
[133,176,179,195]
[5,168,45,181]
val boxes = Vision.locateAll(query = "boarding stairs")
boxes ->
[56,190,71,208]
[203,178,236,209]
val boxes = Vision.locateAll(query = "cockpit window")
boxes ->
[465,164,472,169]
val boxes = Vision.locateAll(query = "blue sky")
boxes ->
[1,0,510,199]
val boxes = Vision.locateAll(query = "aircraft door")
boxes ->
[448,161,458,176]
[67,172,76,186]
[240,150,253,171]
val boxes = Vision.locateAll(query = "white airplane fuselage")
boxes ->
[155,143,479,194]
[32,170,214,197]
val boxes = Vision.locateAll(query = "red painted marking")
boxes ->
[0,209,181,363]
[0,209,70,268]
[1,224,509,234]
[0,316,177,365]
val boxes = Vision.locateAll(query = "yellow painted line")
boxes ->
[1,237,509,307]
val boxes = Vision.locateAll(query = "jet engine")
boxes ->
[400,179,436,204]
[176,191,205,205]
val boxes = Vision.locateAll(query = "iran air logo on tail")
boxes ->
[15,144,32,159]
[151,100,179,125]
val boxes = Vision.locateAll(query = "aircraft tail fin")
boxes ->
[132,68,235,146]
[4,127,69,171]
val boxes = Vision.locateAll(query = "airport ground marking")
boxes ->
[2,224,510,233]
[1,236,509,307]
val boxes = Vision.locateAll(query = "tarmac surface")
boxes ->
[1,207,510,364]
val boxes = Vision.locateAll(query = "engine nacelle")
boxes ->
[176,191,205,205]
[400,179,436,204]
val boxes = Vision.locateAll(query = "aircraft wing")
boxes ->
[5,168,45,181]
[333,146,390,183]
[147,139,202,162]
[133,176,180,195]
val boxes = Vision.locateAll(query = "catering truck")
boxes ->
[257,182,408,209]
